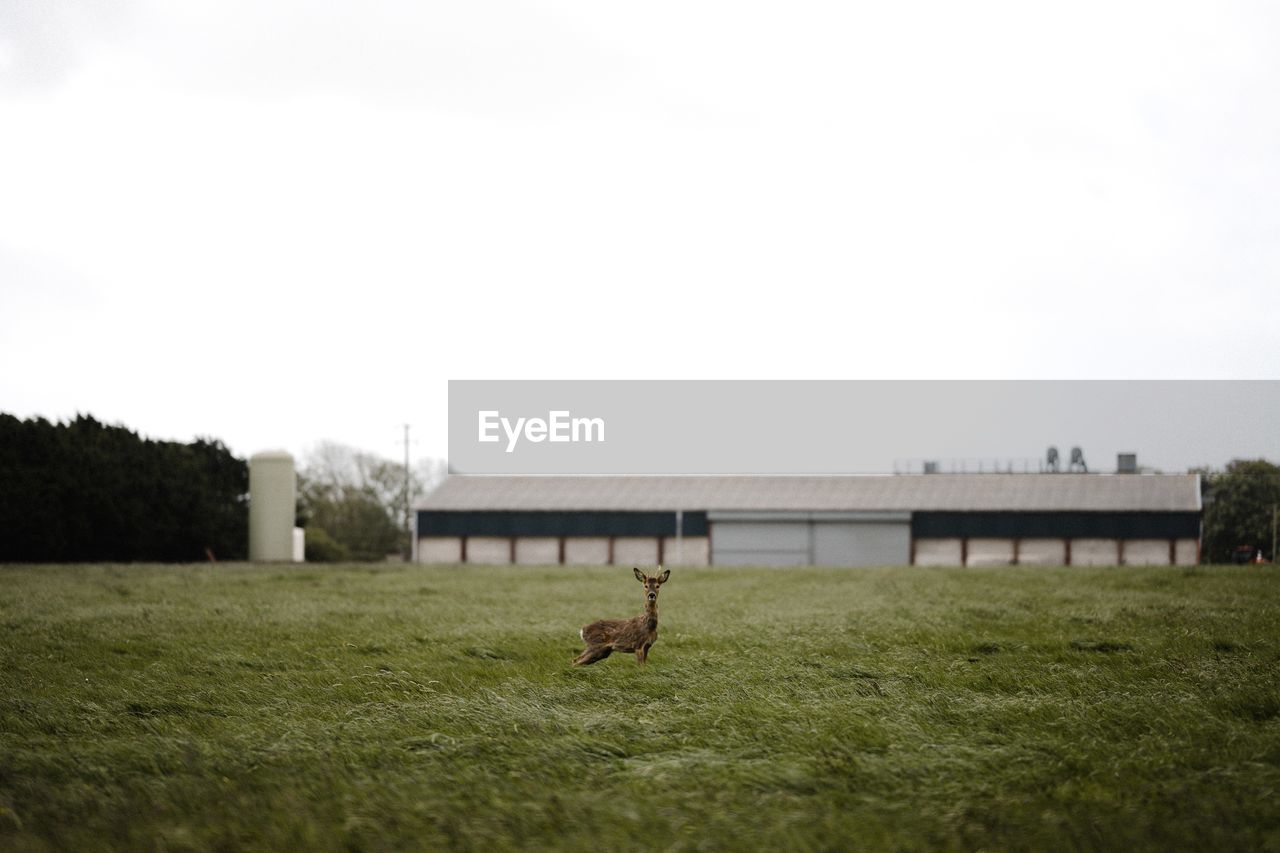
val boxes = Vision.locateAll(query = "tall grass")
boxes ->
[2,563,1279,851]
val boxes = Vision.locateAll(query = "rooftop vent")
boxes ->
[1117,453,1137,474]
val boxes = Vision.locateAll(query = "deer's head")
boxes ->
[634,566,670,603]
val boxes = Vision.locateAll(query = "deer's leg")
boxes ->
[637,643,651,665]
[573,645,612,666]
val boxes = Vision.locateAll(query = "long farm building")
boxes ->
[415,474,1201,567]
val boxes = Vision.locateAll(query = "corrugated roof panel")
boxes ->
[418,474,1200,513]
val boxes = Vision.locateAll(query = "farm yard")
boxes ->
[2,562,1279,851]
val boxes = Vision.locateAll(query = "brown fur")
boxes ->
[573,566,670,666]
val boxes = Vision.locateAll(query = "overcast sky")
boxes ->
[2,1,1278,467]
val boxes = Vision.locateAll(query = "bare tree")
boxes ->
[299,441,446,561]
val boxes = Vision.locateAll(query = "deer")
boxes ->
[573,567,670,666]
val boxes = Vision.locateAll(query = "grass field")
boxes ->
[2,562,1279,852]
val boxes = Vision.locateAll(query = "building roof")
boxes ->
[418,474,1202,513]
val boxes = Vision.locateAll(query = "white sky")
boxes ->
[2,1,1278,465]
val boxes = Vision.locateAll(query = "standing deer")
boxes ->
[573,567,670,666]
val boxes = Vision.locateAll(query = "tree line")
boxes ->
[1,410,1274,563]
[0,414,248,562]
[0,413,447,564]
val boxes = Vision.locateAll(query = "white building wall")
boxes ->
[1124,539,1172,566]
[416,535,714,566]
[418,536,462,563]
[662,536,709,566]
[466,536,511,564]
[966,538,1015,567]
[1071,539,1119,566]
[564,537,610,565]
[613,537,659,566]
[1018,539,1066,566]
[914,538,962,566]
[514,537,560,565]
[1174,538,1199,566]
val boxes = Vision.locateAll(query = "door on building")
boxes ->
[709,512,911,567]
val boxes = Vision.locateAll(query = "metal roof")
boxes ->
[418,474,1201,513]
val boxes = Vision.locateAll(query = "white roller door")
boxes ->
[710,512,911,567]
[812,520,910,566]
[711,519,810,566]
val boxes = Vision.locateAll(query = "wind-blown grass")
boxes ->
[2,563,1279,851]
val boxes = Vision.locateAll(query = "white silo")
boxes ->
[249,450,296,561]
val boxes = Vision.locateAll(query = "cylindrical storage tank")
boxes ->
[249,451,296,561]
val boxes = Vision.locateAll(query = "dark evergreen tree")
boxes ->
[0,413,248,562]
[1199,459,1280,563]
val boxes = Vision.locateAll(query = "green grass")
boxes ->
[2,563,1280,852]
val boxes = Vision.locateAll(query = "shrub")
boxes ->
[303,526,350,562]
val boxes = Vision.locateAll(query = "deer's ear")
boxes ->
[633,567,646,583]
[658,569,670,584]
